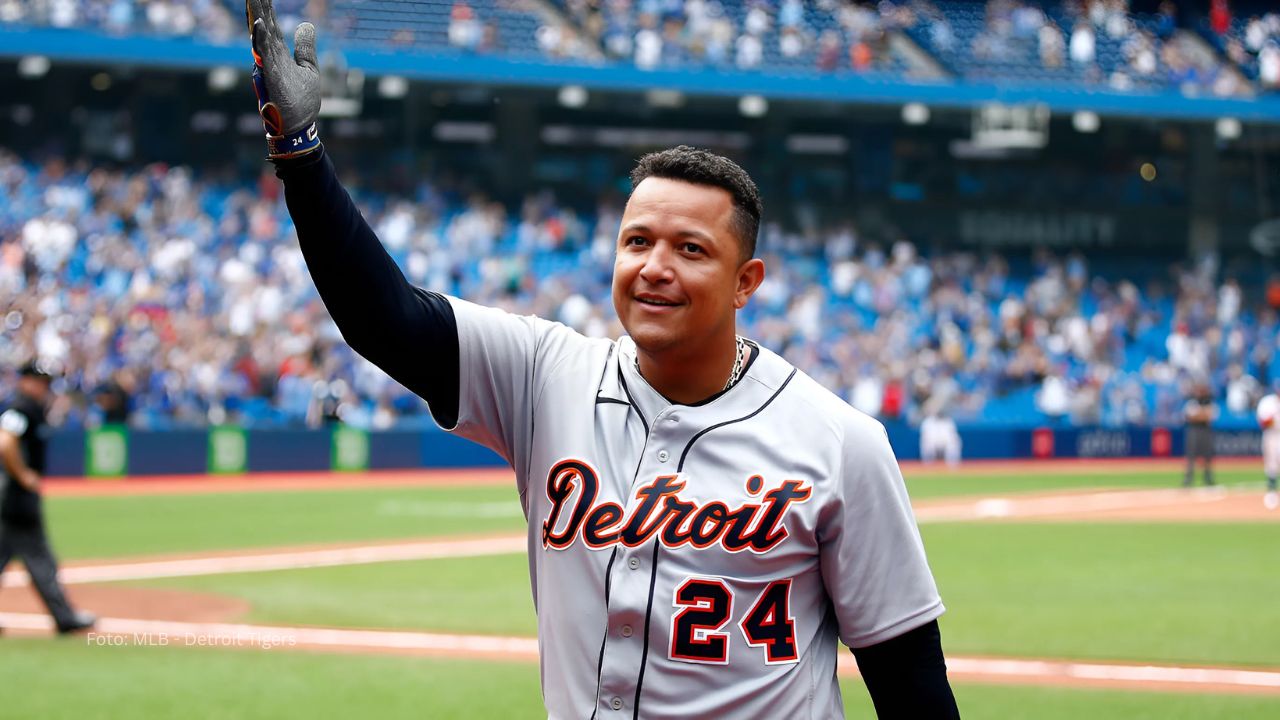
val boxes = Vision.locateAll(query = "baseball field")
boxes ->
[2,458,1277,719]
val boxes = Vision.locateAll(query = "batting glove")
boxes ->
[246,0,322,160]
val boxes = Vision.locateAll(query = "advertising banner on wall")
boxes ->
[208,425,248,474]
[85,425,128,477]
[331,425,370,472]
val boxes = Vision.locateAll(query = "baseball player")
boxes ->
[1183,382,1218,488]
[1257,384,1280,510]
[0,363,97,635]
[245,2,958,716]
[920,405,962,467]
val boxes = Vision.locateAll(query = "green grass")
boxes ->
[0,639,1275,719]
[925,522,1280,666]
[943,683,1280,719]
[29,465,1280,717]
[0,638,542,719]
[41,467,1263,560]
[126,553,539,636]
[43,485,526,560]
[37,461,1259,558]
[129,521,1280,667]
[902,467,1261,499]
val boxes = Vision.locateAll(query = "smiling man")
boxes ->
[613,154,765,406]
[246,1,957,716]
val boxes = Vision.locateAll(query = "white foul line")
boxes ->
[914,488,1232,523]
[4,612,1277,693]
[945,656,1280,690]
[0,535,527,587]
[0,613,541,657]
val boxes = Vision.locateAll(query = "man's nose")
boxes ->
[638,242,675,282]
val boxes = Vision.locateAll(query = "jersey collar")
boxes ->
[604,336,793,423]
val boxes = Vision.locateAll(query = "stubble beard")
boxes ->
[626,316,683,358]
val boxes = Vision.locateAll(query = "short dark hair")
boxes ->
[629,145,762,260]
[19,361,54,383]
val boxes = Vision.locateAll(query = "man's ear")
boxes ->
[734,258,766,309]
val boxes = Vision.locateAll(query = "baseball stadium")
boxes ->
[2,0,1280,717]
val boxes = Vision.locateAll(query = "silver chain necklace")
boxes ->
[634,335,749,393]
[724,335,748,391]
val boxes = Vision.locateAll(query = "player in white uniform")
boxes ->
[920,407,962,467]
[1257,387,1280,510]
[246,2,958,716]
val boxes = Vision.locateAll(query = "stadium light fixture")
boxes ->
[190,111,228,134]
[90,73,112,91]
[11,105,33,126]
[1072,111,1100,134]
[433,121,497,143]
[378,75,409,100]
[207,66,238,93]
[1215,118,1242,141]
[738,95,768,118]
[646,89,685,109]
[17,55,50,79]
[558,85,588,109]
[902,102,930,126]
[786,134,849,155]
[1139,163,1157,182]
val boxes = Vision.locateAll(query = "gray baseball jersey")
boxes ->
[445,297,944,719]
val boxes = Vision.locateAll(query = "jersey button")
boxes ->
[611,697,624,710]
[657,450,669,462]
[628,557,640,570]
[621,624,633,637]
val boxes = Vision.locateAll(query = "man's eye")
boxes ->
[683,243,703,254]
[626,236,648,246]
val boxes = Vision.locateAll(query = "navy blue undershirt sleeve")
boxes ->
[273,147,460,428]
[851,620,960,718]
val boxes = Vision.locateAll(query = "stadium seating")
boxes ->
[332,0,544,58]
[1,2,1275,431]
[1,148,1273,431]
[0,0,1268,92]
[1197,2,1280,89]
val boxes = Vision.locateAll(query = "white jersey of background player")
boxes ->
[249,21,960,711]
[1257,390,1280,509]
[920,407,962,467]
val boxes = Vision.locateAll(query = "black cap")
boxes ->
[19,361,54,382]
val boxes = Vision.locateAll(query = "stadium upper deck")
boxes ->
[0,2,1277,429]
[1,1,1278,120]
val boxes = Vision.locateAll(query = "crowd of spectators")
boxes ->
[553,0,909,73]
[1212,10,1280,89]
[3,147,1277,432]
[911,0,1251,97]
[1,0,1275,92]
[446,1,507,53]
[0,0,275,43]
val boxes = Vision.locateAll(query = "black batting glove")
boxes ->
[246,0,322,160]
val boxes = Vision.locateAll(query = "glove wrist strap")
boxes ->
[266,122,321,160]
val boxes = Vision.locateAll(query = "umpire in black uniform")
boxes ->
[0,362,95,635]
[1182,382,1218,488]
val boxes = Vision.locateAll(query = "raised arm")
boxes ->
[246,0,459,426]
